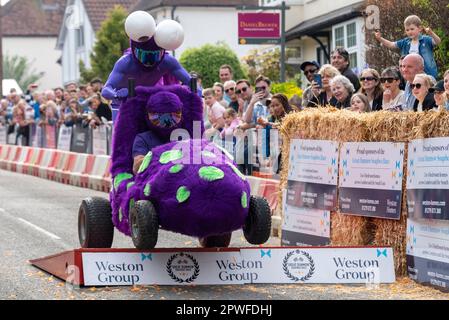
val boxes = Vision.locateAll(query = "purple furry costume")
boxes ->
[109,85,251,238]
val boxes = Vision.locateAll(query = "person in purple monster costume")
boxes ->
[109,83,271,249]
[101,11,191,122]
[79,12,271,251]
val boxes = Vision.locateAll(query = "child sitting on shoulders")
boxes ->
[375,15,441,79]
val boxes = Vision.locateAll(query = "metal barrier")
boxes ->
[1,123,281,179]
[1,122,113,155]
[213,128,282,179]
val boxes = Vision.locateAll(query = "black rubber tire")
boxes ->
[199,233,232,248]
[129,200,159,250]
[243,196,272,245]
[78,197,114,248]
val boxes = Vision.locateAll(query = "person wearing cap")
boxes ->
[432,80,447,110]
[300,61,320,109]
[331,47,361,92]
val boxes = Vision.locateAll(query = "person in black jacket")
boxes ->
[330,75,354,109]
[331,47,361,92]
[411,73,437,112]
[359,68,383,111]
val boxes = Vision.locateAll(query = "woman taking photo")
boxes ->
[308,64,340,107]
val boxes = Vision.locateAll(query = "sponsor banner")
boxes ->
[282,195,330,246]
[407,217,449,291]
[82,247,395,286]
[70,124,90,153]
[238,13,280,45]
[0,124,6,145]
[31,125,43,147]
[82,251,243,286]
[339,142,405,219]
[339,188,402,219]
[45,125,57,149]
[407,137,449,220]
[287,139,338,210]
[282,230,330,247]
[240,247,395,284]
[92,125,108,155]
[57,125,72,151]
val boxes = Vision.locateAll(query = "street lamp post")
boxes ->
[237,1,290,83]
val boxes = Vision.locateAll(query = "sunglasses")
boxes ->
[235,87,248,95]
[225,87,235,93]
[255,86,266,91]
[304,69,318,75]
[410,83,423,90]
[380,77,398,84]
[360,77,377,82]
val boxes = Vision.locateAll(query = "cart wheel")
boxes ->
[78,197,114,248]
[243,196,272,245]
[199,233,232,248]
[129,200,159,250]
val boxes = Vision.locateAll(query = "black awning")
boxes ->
[286,2,364,41]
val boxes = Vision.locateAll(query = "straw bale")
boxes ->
[278,108,449,275]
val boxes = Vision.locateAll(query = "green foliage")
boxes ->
[3,55,45,89]
[241,48,280,84]
[271,81,303,99]
[366,0,449,78]
[80,5,129,84]
[179,42,246,88]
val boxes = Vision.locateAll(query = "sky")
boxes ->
[1,0,9,5]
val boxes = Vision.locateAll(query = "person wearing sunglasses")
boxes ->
[223,80,240,114]
[359,68,383,111]
[241,75,272,130]
[411,74,437,112]
[300,61,320,108]
[380,67,405,111]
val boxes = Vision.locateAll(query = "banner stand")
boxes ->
[30,246,396,287]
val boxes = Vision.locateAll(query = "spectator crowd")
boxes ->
[2,14,449,167]
[0,78,112,146]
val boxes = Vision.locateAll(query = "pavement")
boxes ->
[1,169,449,300]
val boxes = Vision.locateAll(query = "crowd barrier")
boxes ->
[0,143,282,234]
[0,122,113,156]
[1,122,284,180]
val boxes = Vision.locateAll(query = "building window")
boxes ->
[75,27,84,49]
[332,19,364,71]
[346,22,357,48]
[334,26,345,48]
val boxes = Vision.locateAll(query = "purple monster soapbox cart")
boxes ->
[77,80,272,250]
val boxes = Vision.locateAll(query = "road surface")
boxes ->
[1,169,448,301]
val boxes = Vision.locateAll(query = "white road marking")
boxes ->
[1,207,62,240]
[17,218,62,240]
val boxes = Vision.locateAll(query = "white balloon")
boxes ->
[125,11,156,42]
[154,20,184,50]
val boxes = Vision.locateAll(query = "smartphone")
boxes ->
[313,74,322,88]
[255,87,264,93]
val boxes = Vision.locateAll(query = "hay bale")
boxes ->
[279,108,449,276]
[279,108,371,247]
